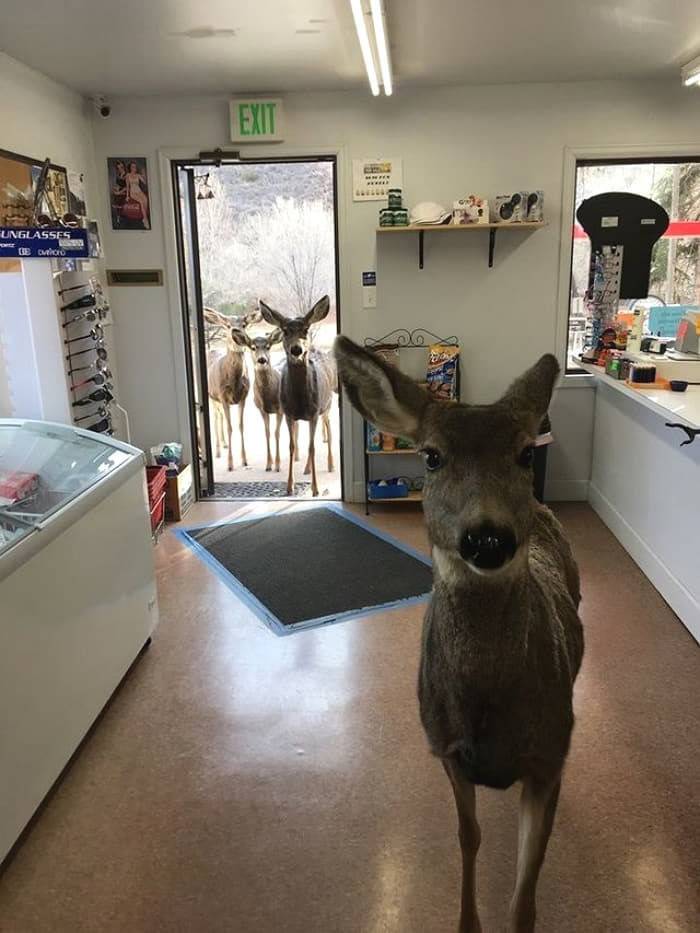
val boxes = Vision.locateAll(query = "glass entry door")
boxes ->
[172,165,214,497]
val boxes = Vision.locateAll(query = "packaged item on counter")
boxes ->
[629,363,656,384]
[396,436,414,449]
[379,208,394,227]
[452,195,489,225]
[605,352,622,379]
[382,433,397,451]
[426,344,460,401]
[393,208,409,226]
[366,422,383,451]
[525,191,544,221]
[492,193,527,223]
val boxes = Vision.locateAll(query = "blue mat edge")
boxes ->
[173,502,432,637]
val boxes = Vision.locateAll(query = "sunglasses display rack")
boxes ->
[56,269,117,437]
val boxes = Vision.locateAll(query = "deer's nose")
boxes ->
[257,357,267,365]
[459,524,517,570]
[290,345,303,357]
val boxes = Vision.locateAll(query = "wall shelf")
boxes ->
[376,221,546,269]
[366,448,419,455]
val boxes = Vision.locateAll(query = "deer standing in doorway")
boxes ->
[231,326,284,472]
[259,296,335,496]
[204,308,257,472]
[335,337,584,933]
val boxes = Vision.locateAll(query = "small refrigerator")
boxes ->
[0,420,158,862]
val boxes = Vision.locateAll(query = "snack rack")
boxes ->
[362,329,460,514]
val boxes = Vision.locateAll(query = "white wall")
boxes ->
[0,52,100,418]
[90,79,700,497]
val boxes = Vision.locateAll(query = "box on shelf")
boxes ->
[492,192,527,223]
[368,478,409,500]
[452,195,489,225]
[165,464,194,521]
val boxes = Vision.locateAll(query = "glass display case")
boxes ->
[0,420,131,556]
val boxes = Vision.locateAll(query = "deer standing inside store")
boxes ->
[231,326,284,472]
[334,337,584,933]
[204,308,258,472]
[259,296,335,496]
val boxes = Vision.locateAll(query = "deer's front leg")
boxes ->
[212,403,221,459]
[263,412,272,471]
[286,415,296,495]
[222,404,234,472]
[323,412,334,472]
[509,775,561,933]
[239,397,248,467]
[444,758,482,933]
[307,415,319,496]
[293,422,300,462]
[274,413,282,472]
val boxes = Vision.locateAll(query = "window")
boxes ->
[566,158,700,370]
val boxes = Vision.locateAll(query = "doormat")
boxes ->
[175,504,433,635]
[210,481,316,500]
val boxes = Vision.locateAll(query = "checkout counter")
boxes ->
[578,355,700,645]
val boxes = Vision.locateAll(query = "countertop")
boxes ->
[576,360,700,430]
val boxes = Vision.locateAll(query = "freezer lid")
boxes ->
[0,419,143,558]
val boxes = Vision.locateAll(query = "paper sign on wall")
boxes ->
[230,98,284,143]
[352,157,403,201]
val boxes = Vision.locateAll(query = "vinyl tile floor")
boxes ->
[0,502,698,932]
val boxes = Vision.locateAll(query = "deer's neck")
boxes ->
[431,545,532,678]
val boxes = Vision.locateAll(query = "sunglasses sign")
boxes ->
[0,227,90,259]
[229,97,284,143]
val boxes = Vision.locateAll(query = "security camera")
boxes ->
[92,96,112,118]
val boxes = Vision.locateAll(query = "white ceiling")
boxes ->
[0,0,699,97]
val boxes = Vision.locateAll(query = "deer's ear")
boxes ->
[499,354,559,434]
[268,328,283,346]
[230,328,250,348]
[334,336,430,440]
[259,301,285,328]
[305,295,330,326]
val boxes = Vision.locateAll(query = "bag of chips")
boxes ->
[426,344,460,401]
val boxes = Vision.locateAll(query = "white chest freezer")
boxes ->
[0,420,158,862]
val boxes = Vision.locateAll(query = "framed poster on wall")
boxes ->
[352,157,403,201]
[108,157,151,230]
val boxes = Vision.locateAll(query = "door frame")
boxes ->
[171,164,215,498]
[162,147,348,500]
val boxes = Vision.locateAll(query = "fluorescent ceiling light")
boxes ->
[370,0,393,96]
[350,0,380,96]
[681,55,700,86]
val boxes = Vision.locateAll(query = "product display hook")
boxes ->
[665,422,700,446]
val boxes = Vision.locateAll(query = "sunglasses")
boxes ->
[66,345,108,362]
[64,325,104,346]
[61,293,98,312]
[67,356,109,376]
[72,388,114,407]
[70,371,112,390]
[86,416,113,435]
[58,281,99,297]
[62,306,109,327]
[37,212,81,228]
[74,405,111,423]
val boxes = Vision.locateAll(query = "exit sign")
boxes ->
[230,97,285,143]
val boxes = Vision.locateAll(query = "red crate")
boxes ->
[149,490,166,538]
[145,465,167,509]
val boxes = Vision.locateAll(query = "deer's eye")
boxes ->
[422,448,443,471]
[517,445,535,468]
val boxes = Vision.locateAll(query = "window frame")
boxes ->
[556,145,700,380]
